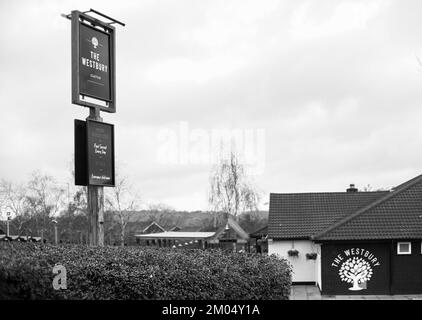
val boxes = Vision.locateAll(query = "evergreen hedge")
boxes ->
[0,242,291,300]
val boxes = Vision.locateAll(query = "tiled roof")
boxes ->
[268,191,388,239]
[213,217,250,240]
[250,225,268,238]
[314,174,422,240]
[141,221,166,233]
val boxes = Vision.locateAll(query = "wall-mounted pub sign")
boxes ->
[71,10,116,113]
[322,243,389,295]
[74,119,115,186]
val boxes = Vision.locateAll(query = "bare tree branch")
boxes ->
[208,148,260,223]
[105,173,140,246]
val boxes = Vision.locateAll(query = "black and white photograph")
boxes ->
[1,0,422,315]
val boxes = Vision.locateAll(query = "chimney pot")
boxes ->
[347,184,358,192]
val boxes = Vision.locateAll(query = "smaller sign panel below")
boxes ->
[74,119,88,186]
[87,120,115,186]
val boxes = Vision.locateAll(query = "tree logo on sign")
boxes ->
[91,37,99,48]
[339,257,373,291]
[331,247,381,291]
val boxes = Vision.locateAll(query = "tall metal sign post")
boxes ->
[63,9,125,246]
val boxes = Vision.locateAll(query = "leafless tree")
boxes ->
[208,149,260,225]
[361,184,390,192]
[0,179,29,234]
[0,179,27,217]
[146,203,176,226]
[416,55,422,72]
[24,171,66,239]
[0,180,8,217]
[148,203,175,212]
[105,175,140,246]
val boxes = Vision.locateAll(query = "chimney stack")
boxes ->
[347,184,358,192]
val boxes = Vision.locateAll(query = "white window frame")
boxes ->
[397,242,412,255]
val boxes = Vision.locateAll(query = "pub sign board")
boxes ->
[74,119,88,186]
[321,243,390,295]
[74,119,115,187]
[71,10,116,113]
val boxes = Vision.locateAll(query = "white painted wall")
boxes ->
[268,239,318,283]
[315,243,322,290]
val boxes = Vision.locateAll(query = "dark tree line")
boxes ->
[0,171,140,245]
[1,160,266,245]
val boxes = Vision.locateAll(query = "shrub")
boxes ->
[0,242,292,300]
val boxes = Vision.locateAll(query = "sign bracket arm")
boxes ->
[87,9,126,27]
[61,9,126,27]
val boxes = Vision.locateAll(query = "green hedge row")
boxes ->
[0,242,292,300]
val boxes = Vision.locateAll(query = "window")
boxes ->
[397,242,411,255]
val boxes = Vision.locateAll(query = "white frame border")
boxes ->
[397,241,412,255]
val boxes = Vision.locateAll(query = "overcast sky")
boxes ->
[1,0,422,211]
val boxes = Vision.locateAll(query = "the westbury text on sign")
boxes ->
[80,23,110,101]
[71,10,116,112]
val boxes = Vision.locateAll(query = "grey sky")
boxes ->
[1,0,422,210]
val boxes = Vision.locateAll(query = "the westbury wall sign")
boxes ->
[71,10,116,113]
[331,248,381,291]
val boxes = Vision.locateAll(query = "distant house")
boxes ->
[141,221,166,234]
[135,217,250,251]
[169,226,181,232]
[209,217,250,251]
[268,174,422,295]
[249,226,268,253]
